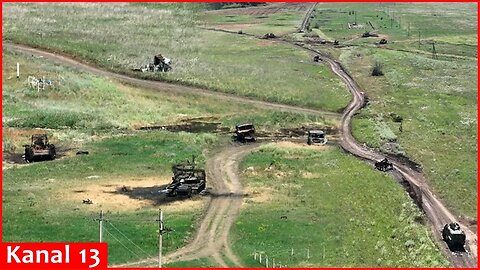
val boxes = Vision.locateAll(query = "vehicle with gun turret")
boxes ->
[307,130,327,145]
[164,157,206,197]
[233,123,256,142]
[133,54,172,73]
[442,223,466,249]
[375,158,393,171]
[24,134,56,162]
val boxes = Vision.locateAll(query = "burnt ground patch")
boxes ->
[111,184,198,205]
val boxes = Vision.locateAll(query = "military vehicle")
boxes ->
[313,55,322,62]
[164,157,206,197]
[133,54,171,72]
[233,123,256,142]
[261,33,276,39]
[375,158,393,171]
[307,130,327,145]
[24,134,56,162]
[442,223,466,249]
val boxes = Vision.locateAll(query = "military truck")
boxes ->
[307,130,327,145]
[24,134,56,162]
[165,158,206,197]
[375,158,393,171]
[442,223,466,249]
[233,123,256,142]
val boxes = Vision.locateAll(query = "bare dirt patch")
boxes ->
[256,40,275,46]
[58,177,206,212]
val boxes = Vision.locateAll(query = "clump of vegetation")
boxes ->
[371,62,384,76]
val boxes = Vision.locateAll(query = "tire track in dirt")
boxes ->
[199,12,478,268]
[3,43,340,120]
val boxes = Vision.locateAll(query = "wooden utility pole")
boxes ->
[418,31,421,49]
[157,209,164,268]
[95,210,104,242]
[432,41,438,59]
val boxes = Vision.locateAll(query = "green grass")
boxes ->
[2,131,216,265]
[3,2,350,112]
[311,3,477,58]
[232,144,449,267]
[342,47,477,219]
[3,50,336,154]
[204,12,304,36]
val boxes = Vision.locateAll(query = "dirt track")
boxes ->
[4,3,477,268]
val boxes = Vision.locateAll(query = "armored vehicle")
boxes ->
[24,134,56,162]
[165,158,206,197]
[307,130,327,145]
[233,123,256,142]
[442,223,466,249]
[375,158,393,171]
[262,33,276,39]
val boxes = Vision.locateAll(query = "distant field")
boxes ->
[3,2,350,112]
[233,144,449,267]
[311,2,477,58]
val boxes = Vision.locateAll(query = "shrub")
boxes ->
[371,62,384,76]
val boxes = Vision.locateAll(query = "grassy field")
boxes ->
[3,2,350,112]
[311,3,477,58]
[2,131,215,265]
[203,11,304,36]
[232,144,449,267]
[305,3,478,219]
[2,50,336,153]
[2,49,335,265]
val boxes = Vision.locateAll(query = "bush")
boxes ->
[371,62,384,76]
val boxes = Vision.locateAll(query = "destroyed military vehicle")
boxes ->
[313,55,322,62]
[307,130,327,145]
[233,123,256,142]
[375,158,393,171]
[261,33,276,39]
[164,157,206,197]
[442,223,466,249]
[24,134,56,162]
[133,54,171,73]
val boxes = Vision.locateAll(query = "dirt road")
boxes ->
[5,3,477,267]
[2,43,340,120]
[113,144,258,268]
